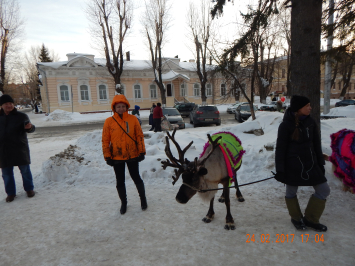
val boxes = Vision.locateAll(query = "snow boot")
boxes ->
[116,185,127,215]
[285,196,307,230]
[304,195,327,232]
[136,182,148,211]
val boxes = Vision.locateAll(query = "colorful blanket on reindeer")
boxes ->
[200,132,245,186]
[329,129,355,194]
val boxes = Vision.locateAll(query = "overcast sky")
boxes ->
[17,0,246,62]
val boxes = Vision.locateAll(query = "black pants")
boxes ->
[113,161,143,187]
[154,118,162,132]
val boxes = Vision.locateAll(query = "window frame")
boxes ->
[134,83,142,99]
[193,83,200,97]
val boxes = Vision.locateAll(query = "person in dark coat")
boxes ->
[153,102,163,132]
[149,103,156,131]
[0,95,36,202]
[275,95,330,232]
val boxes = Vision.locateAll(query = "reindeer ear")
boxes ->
[198,167,208,176]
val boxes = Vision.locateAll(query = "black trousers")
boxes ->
[154,118,162,132]
[113,161,143,187]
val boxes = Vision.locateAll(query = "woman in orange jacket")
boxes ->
[102,94,147,214]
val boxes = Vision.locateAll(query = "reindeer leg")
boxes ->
[234,170,245,202]
[222,179,235,231]
[218,190,225,203]
[202,197,215,223]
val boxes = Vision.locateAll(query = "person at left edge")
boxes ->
[0,94,36,202]
[102,94,147,215]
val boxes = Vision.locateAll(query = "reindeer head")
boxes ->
[161,129,221,204]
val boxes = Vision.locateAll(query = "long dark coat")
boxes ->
[0,108,35,168]
[275,109,326,186]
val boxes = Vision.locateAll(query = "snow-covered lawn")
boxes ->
[0,112,354,266]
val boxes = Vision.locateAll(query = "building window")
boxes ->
[80,85,89,101]
[150,84,157,99]
[99,85,107,100]
[221,83,226,96]
[193,83,200,96]
[180,83,187,97]
[167,84,173,97]
[282,69,286,78]
[134,84,141,99]
[60,85,70,101]
[206,83,212,96]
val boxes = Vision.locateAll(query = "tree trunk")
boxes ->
[0,29,9,93]
[290,0,322,129]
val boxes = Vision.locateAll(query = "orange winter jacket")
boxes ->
[102,95,146,161]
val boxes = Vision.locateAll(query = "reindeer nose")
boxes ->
[176,194,189,204]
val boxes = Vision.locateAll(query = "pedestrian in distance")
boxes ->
[153,102,163,132]
[275,95,330,232]
[149,103,156,131]
[132,105,141,126]
[102,94,147,214]
[0,94,36,202]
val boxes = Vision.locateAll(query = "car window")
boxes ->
[199,106,217,111]
[240,105,257,111]
[163,108,180,116]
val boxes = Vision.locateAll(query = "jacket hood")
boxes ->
[111,94,130,112]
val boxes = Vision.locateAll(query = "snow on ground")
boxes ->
[321,105,355,118]
[1,111,355,266]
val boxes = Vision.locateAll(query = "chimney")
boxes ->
[189,59,195,63]
[126,51,130,61]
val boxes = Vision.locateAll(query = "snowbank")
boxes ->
[321,105,355,118]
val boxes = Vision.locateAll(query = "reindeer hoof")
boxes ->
[237,197,245,202]
[224,223,236,230]
[218,197,225,203]
[202,216,213,223]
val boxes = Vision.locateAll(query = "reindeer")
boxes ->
[161,129,245,230]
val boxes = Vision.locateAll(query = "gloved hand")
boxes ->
[319,165,325,175]
[273,171,285,182]
[138,153,145,162]
[105,157,115,167]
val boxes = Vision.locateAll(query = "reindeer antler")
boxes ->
[161,128,193,185]
[198,134,222,167]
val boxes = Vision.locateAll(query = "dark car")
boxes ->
[235,104,258,123]
[174,103,195,117]
[162,107,185,129]
[335,99,355,107]
[189,105,221,127]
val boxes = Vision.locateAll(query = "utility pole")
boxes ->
[323,0,334,114]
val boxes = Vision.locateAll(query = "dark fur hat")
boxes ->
[290,95,310,112]
[0,94,14,106]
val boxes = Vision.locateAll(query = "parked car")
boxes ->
[235,103,258,123]
[335,99,355,107]
[162,107,185,129]
[259,101,286,111]
[189,105,221,127]
[226,102,248,114]
[174,102,195,117]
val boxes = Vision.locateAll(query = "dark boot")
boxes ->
[285,197,307,230]
[116,185,127,215]
[304,195,327,232]
[136,182,148,211]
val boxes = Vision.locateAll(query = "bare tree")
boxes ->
[142,0,171,105]
[186,0,214,104]
[87,0,133,94]
[0,0,23,93]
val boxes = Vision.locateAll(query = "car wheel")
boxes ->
[190,117,193,124]
[235,113,238,121]
[193,122,199,128]
[216,123,221,126]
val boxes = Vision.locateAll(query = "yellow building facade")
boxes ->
[37,53,241,113]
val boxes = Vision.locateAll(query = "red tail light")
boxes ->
[196,111,203,114]
[215,111,220,114]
